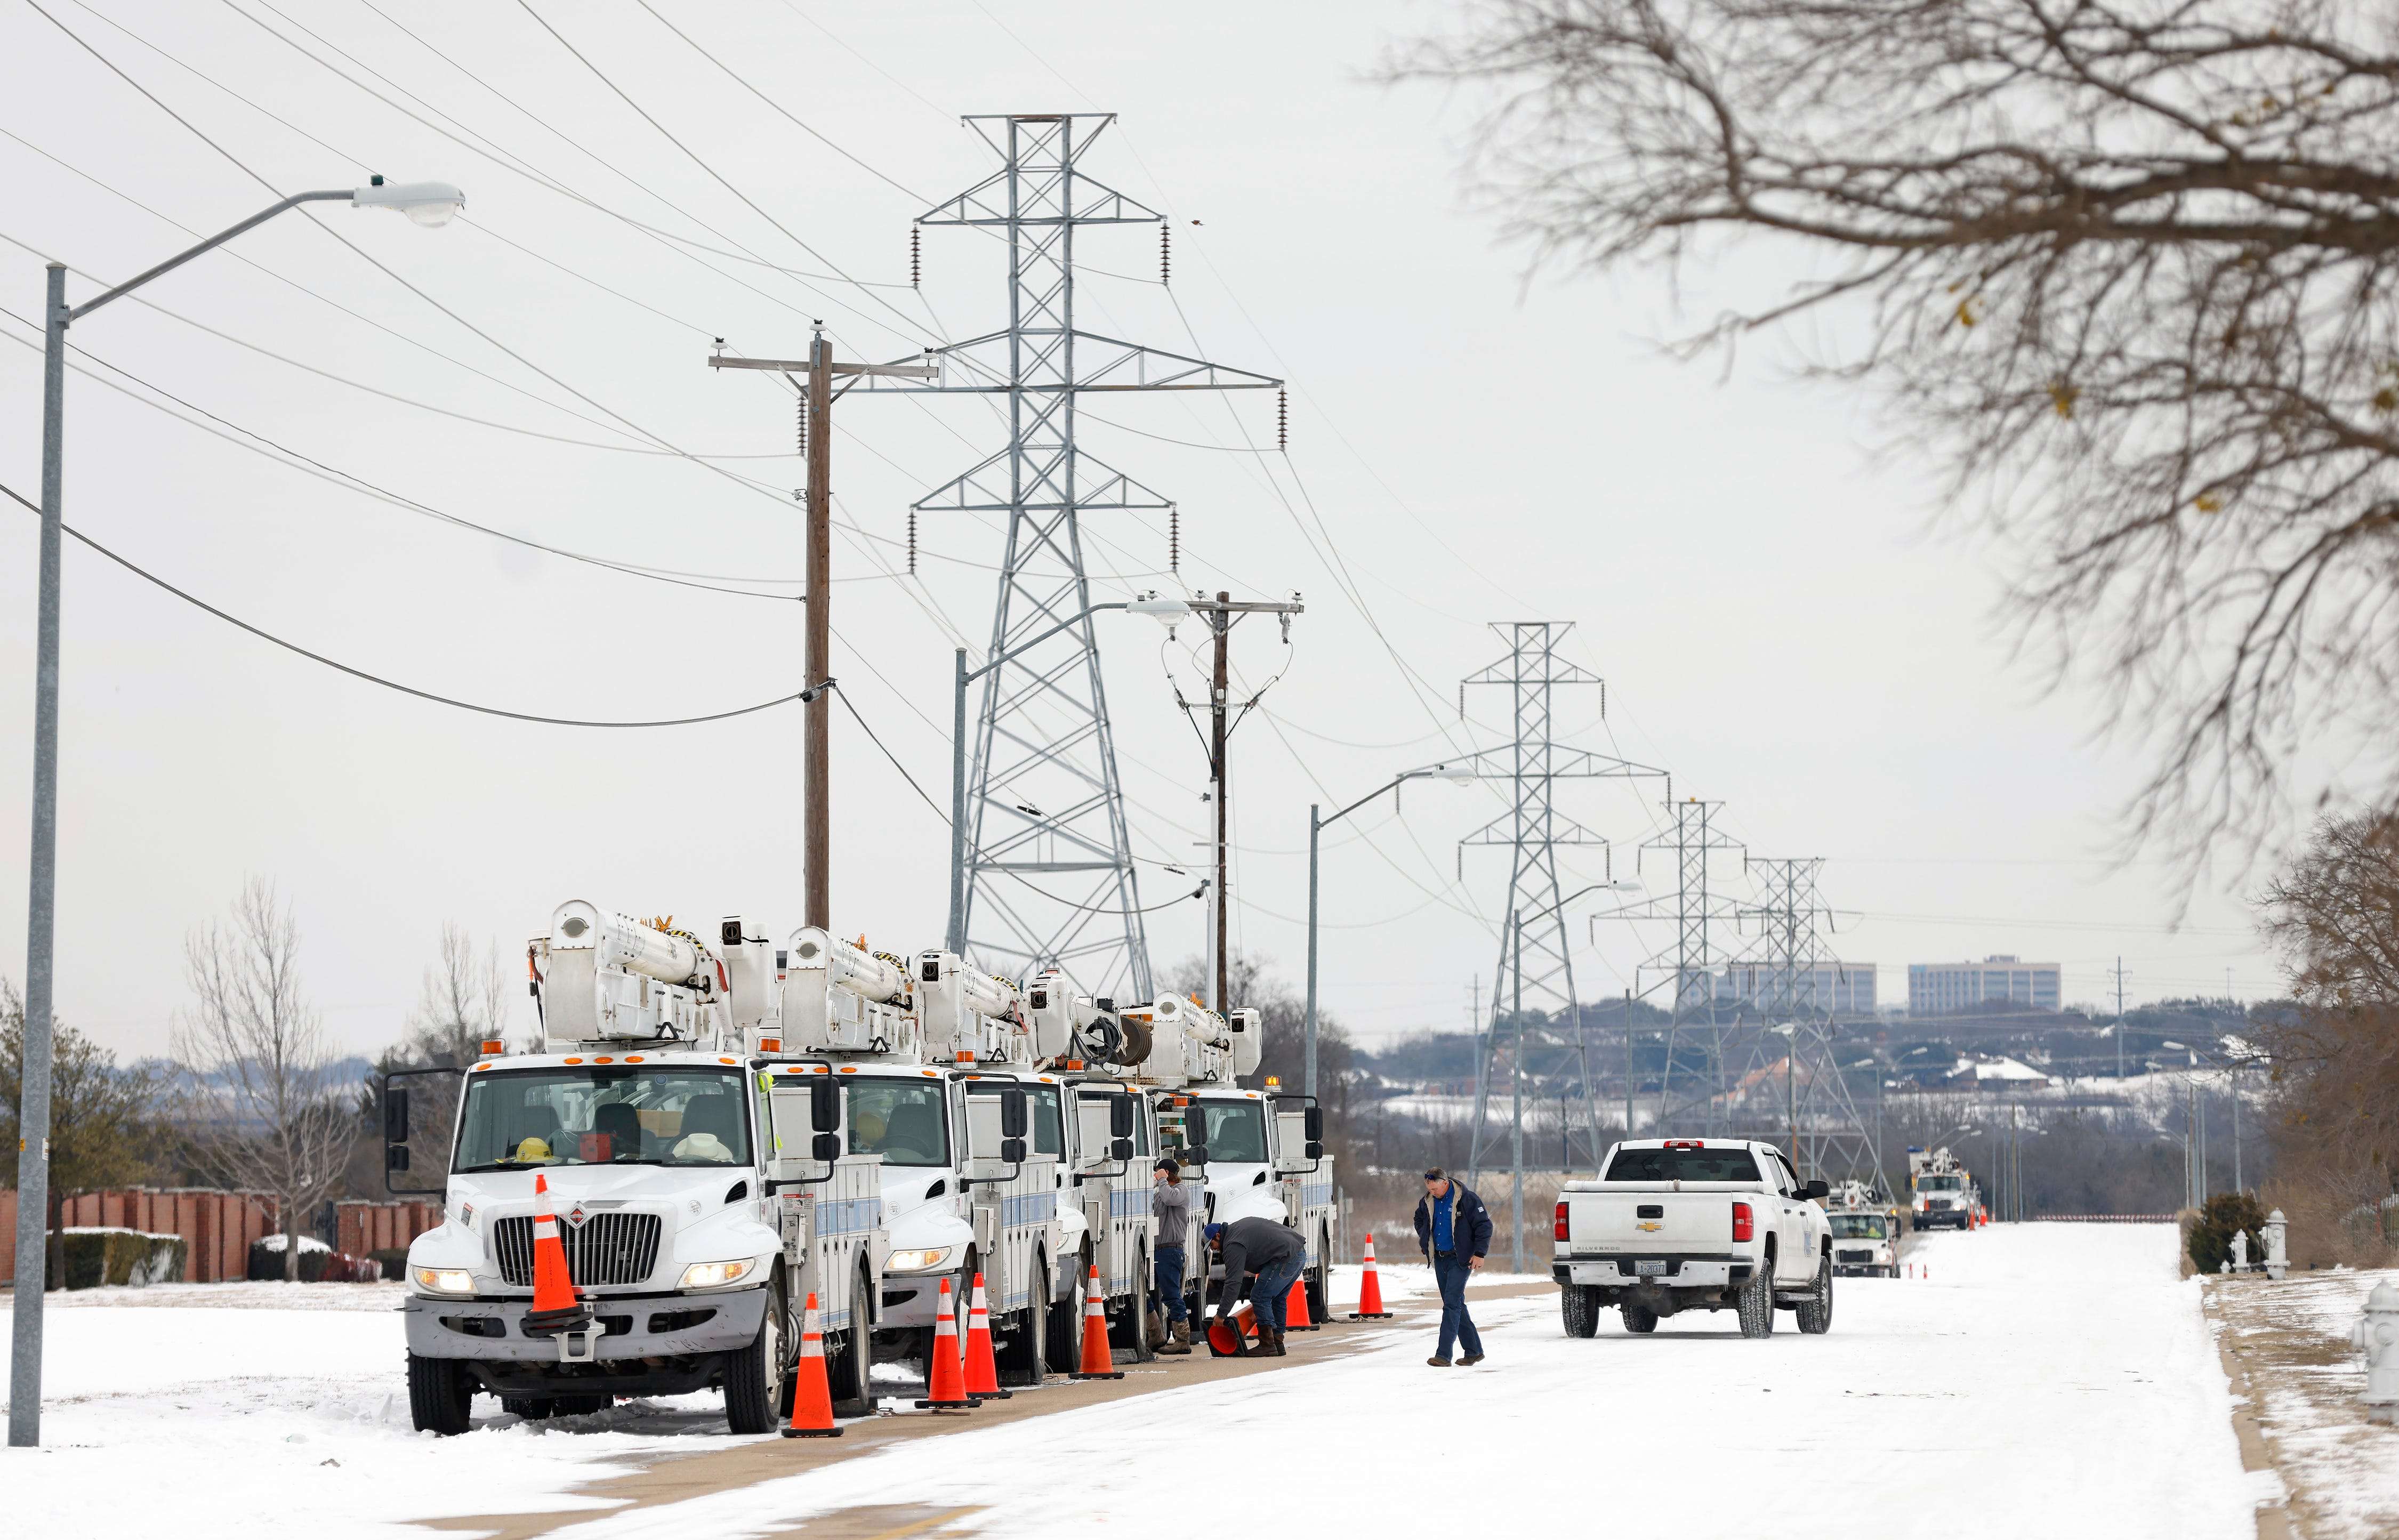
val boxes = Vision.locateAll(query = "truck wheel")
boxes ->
[1559,1283,1599,1339]
[1046,1249,1089,1373]
[500,1395,555,1421]
[722,1275,787,1436]
[407,1351,475,1436]
[1000,1255,1049,1388]
[1304,1227,1332,1324]
[1621,1300,1659,1334]
[1797,1253,1834,1335]
[1737,1259,1775,1339]
[828,1258,877,1416]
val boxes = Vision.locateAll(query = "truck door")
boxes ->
[1770,1150,1808,1282]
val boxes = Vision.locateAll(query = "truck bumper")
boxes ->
[1551,1258,1750,1289]
[403,1288,766,1366]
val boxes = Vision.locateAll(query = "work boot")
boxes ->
[1265,1328,1287,1358]
[1426,1355,1453,1367]
[1460,1352,1485,1366]
[1158,1319,1193,1356]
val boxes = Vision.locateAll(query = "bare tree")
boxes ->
[400,923,516,1069]
[1400,1,2399,874]
[172,880,350,1280]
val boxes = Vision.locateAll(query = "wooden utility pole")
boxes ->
[1182,590,1302,1011]
[709,330,935,929]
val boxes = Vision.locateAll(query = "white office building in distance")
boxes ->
[1679,962,1878,1014]
[1908,956,2062,1015]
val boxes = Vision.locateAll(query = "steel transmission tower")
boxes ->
[1625,796,1744,1137]
[1453,623,1662,1264]
[892,114,1279,997]
[1726,857,1889,1191]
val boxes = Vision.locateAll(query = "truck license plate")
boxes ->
[1635,1260,1667,1277]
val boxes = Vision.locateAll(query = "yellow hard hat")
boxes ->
[514,1135,552,1163]
[853,1109,887,1142]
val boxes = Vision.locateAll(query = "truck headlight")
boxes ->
[886,1246,956,1274]
[677,1257,761,1291]
[413,1267,475,1296]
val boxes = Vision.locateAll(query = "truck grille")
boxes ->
[493,1211,662,1288]
[1837,1248,1875,1263]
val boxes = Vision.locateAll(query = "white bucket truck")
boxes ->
[1121,994,1335,1322]
[777,929,1066,1384]
[389,904,887,1436]
[1907,1146,1978,1231]
[1024,972,1162,1364]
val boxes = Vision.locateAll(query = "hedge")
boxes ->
[56,1227,186,1289]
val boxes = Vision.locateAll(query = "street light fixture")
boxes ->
[1301,761,1486,1096]
[10,176,462,1450]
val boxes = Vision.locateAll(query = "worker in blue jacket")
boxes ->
[1412,1167,1493,1366]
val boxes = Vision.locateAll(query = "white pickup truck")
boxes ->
[1551,1139,1834,1339]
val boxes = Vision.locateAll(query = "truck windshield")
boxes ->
[1603,1146,1762,1183]
[1919,1174,1962,1191]
[1829,1214,1889,1239]
[454,1066,750,1172]
[847,1078,951,1167]
[1197,1100,1267,1163]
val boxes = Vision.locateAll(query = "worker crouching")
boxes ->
[1210,1217,1307,1357]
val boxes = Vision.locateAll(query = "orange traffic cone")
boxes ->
[1284,1273,1318,1332]
[1206,1300,1262,1356]
[780,1291,842,1438]
[961,1271,1010,1401]
[524,1172,587,1332]
[1349,1232,1391,1320]
[913,1276,975,1412]
[1069,1264,1124,1380]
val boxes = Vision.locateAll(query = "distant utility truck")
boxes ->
[1552,1139,1833,1339]
[1907,1146,1978,1232]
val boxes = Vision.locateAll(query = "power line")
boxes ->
[0,480,815,729]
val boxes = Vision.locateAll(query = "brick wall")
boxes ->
[336,1200,444,1258]
[0,1188,279,1285]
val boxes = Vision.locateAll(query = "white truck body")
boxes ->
[1552,1138,1833,1339]
[778,930,1070,1380]
[1826,1208,1899,1277]
[1123,995,1337,1321]
[1907,1146,1978,1231]
[395,905,888,1435]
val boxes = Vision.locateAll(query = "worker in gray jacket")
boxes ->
[1153,1158,1195,1354]
[1209,1216,1307,1357]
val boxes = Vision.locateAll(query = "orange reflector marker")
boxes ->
[471,1062,490,1072]
[563,1057,584,1065]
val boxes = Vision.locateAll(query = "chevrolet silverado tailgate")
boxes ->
[1565,1186,1741,1253]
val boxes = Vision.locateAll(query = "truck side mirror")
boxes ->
[385,1145,410,1172]
[1303,1106,1324,1142]
[1305,1141,1323,1161]
[1000,1087,1028,1140]
[1806,1179,1830,1200]
[964,1090,1028,1181]
[1110,1137,1133,1162]
[1181,1143,1209,1168]
[1110,1093,1136,1139]
[766,1079,836,1185]
[382,1087,409,1144]
[1002,1136,1027,1164]
[810,1078,840,1133]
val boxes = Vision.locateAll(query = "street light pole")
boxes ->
[10,179,463,1450]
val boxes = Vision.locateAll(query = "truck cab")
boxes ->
[391,904,886,1437]
[1907,1146,1977,1231]
[1827,1210,1897,1277]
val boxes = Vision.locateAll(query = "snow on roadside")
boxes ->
[2211,1267,2399,1539]
[0,1299,766,1540]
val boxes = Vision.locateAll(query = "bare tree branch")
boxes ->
[1399,0,2399,878]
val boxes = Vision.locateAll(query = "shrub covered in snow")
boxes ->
[56,1227,186,1288]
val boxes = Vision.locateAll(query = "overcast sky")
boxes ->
[0,0,2291,1061]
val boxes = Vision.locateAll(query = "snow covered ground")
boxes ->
[1,1225,2264,1540]
[2211,1265,2399,1538]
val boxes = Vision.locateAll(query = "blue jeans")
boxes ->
[1156,1244,1187,1323]
[1250,1255,1306,1335]
[1434,1252,1483,1360]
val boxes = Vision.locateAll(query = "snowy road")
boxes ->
[2,1224,2266,1539]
